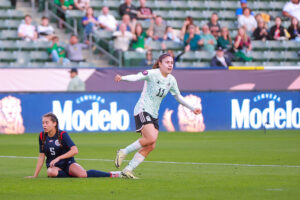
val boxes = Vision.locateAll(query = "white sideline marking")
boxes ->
[1,155,300,168]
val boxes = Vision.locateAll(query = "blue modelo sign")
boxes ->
[0,91,299,134]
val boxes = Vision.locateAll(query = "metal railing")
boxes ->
[44,0,122,67]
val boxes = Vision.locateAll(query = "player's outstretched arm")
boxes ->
[174,94,202,115]
[25,153,45,178]
[114,72,149,82]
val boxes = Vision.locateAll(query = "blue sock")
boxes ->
[57,170,69,178]
[87,170,111,178]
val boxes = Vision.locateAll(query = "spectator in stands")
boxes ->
[140,50,155,67]
[113,23,133,52]
[82,7,99,41]
[183,24,201,52]
[38,16,55,41]
[48,36,70,64]
[207,13,221,39]
[98,6,118,32]
[18,15,38,41]
[238,8,257,34]
[233,27,253,61]
[269,17,288,40]
[137,0,155,20]
[217,27,234,61]
[199,25,217,53]
[217,27,232,50]
[67,68,85,91]
[74,0,89,11]
[147,15,167,41]
[163,26,181,43]
[180,16,200,40]
[117,14,135,33]
[236,0,254,17]
[210,47,232,68]
[132,23,147,52]
[287,17,300,41]
[283,0,300,21]
[54,0,74,28]
[66,34,89,62]
[253,20,269,41]
[119,0,137,20]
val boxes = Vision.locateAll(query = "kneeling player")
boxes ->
[26,112,121,178]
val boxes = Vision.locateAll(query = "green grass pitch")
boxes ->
[0,130,300,200]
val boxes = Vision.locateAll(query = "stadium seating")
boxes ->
[0,0,299,67]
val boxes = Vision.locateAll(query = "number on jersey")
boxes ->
[156,88,165,97]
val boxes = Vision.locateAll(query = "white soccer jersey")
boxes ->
[122,68,180,118]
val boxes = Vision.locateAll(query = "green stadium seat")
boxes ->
[13,51,31,64]
[251,41,268,51]
[167,20,182,29]
[0,1,11,9]
[164,41,183,50]
[147,40,162,50]
[16,40,35,50]
[123,51,145,67]
[154,10,169,19]
[169,10,186,20]
[154,1,171,10]
[283,40,300,51]
[250,51,266,62]
[4,19,20,30]
[0,51,16,62]
[176,61,194,68]
[181,51,198,62]
[137,20,151,29]
[187,1,206,10]
[219,1,240,10]
[279,61,298,66]
[0,30,19,40]
[0,40,18,51]
[266,41,284,51]
[283,51,299,62]
[34,41,52,50]
[94,29,113,40]
[30,51,49,62]
[192,61,210,68]
[197,51,214,62]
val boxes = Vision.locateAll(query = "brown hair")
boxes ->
[41,112,61,151]
[152,53,173,69]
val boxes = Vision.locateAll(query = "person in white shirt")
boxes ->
[74,0,89,11]
[112,23,133,52]
[37,16,55,41]
[98,6,118,31]
[18,15,38,41]
[283,0,300,21]
[238,7,257,34]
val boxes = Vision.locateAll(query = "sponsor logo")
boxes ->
[52,95,130,132]
[231,93,300,129]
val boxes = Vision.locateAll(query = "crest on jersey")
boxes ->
[146,116,151,122]
[55,139,60,146]
[142,70,148,76]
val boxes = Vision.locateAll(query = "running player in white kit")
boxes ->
[114,53,202,179]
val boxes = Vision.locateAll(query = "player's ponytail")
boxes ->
[152,53,173,69]
[43,112,61,148]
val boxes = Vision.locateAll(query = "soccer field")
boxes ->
[0,130,299,200]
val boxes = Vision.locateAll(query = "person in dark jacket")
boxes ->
[210,47,232,68]
[253,20,269,40]
[269,17,287,40]
[287,17,300,40]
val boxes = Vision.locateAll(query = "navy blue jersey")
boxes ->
[39,130,75,168]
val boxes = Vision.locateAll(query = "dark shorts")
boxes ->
[134,112,159,132]
[47,158,76,176]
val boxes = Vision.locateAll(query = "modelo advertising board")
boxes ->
[0,91,299,134]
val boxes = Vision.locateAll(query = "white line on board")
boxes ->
[1,155,300,168]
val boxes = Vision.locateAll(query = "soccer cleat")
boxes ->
[114,149,127,168]
[121,169,139,179]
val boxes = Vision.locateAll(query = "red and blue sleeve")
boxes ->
[61,132,75,148]
[39,132,44,153]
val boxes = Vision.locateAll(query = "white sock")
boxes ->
[124,152,145,172]
[110,171,122,178]
[123,140,142,155]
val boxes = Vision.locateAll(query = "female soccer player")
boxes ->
[26,112,121,178]
[114,53,202,179]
